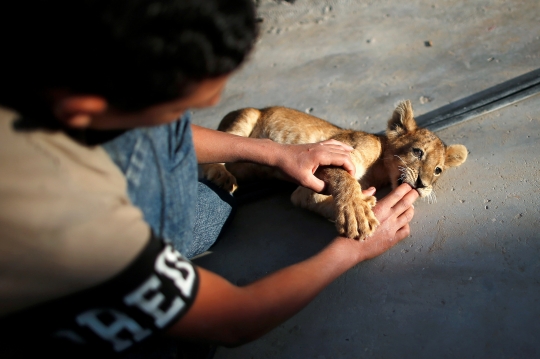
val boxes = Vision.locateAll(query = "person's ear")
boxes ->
[53,95,108,128]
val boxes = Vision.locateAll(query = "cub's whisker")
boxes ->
[394,155,407,165]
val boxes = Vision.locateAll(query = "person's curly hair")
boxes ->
[1,0,258,114]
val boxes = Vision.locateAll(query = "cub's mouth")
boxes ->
[397,177,423,195]
[397,177,414,188]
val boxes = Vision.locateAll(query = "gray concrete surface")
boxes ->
[191,0,540,357]
[193,0,540,132]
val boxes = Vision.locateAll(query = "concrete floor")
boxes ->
[192,0,540,357]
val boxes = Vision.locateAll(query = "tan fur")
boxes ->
[201,100,468,240]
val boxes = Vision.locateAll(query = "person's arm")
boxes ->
[167,184,418,346]
[191,124,355,193]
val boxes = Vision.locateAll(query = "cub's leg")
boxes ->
[200,108,262,193]
[317,131,381,239]
[291,186,336,219]
[200,163,238,193]
[312,167,378,240]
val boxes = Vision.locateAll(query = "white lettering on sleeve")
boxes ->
[155,245,196,298]
[124,275,185,328]
[76,309,151,352]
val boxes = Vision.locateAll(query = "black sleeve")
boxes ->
[0,232,199,358]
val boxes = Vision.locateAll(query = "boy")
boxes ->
[0,0,418,357]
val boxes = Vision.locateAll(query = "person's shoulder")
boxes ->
[0,106,151,316]
[0,105,138,235]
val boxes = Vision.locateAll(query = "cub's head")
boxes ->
[384,100,467,200]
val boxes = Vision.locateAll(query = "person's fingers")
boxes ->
[394,223,411,242]
[336,156,355,177]
[362,187,376,197]
[373,186,417,223]
[397,206,415,225]
[316,144,353,153]
[319,139,354,151]
[311,151,355,177]
[377,183,415,207]
[391,188,419,214]
[304,176,326,193]
[382,203,414,237]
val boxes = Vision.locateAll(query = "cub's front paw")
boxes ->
[335,195,379,240]
[201,164,238,193]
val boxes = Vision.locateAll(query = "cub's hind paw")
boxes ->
[335,195,379,240]
[201,163,238,193]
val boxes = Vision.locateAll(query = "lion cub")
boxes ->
[202,100,467,240]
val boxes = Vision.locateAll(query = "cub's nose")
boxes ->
[415,178,426,189]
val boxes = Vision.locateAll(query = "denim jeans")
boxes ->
[102,112,235,259]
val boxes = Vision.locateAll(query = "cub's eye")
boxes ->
[434,167,442,175]
[412,148,423,159]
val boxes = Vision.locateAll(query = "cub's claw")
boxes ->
[201,164,238,193]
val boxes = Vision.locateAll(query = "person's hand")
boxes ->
[334,183,419,262]
[168,186,416,346]
[276,140,356,193]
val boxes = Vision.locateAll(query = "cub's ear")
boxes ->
[387,100,417,138]
[445,144,468,167]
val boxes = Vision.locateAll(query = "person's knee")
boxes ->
[188,180,237,258]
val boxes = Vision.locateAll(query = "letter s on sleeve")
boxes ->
[124,275,186,328]
[155,244,197,299]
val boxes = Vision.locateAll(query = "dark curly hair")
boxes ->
[0,0,258,115]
